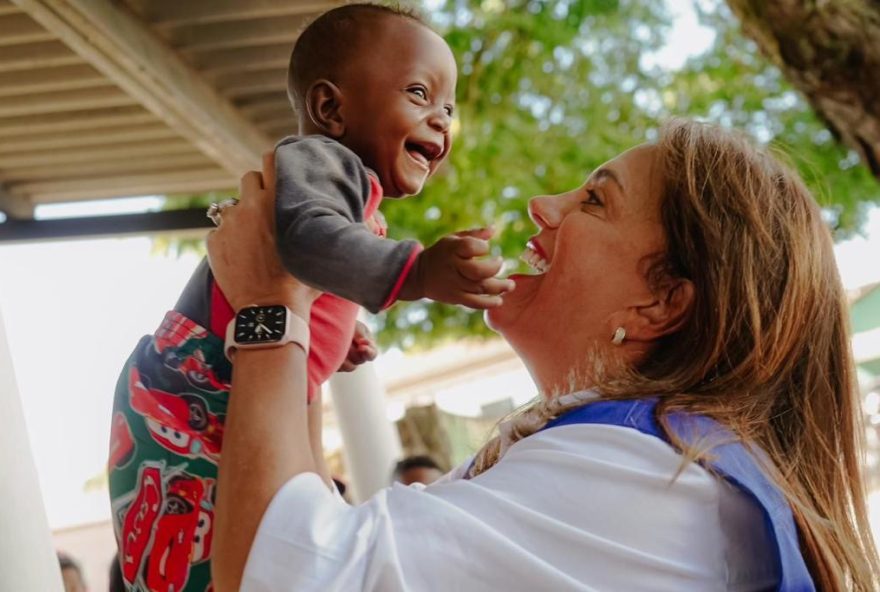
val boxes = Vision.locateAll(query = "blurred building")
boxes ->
[852,283,880,488]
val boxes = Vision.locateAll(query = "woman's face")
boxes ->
[487,144,667,393]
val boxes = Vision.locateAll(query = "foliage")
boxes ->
[157,0,880,350]
[672,1,879,234]
[376,0,880,349]
[378,0,671,347]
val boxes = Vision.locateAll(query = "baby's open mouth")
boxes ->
[405,140,442,168]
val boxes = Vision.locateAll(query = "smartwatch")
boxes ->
[224,304,309,361]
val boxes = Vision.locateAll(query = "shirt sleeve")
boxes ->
[274,136,421,313]
[241,424,776,592]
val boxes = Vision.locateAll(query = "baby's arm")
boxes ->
[398,227,516,309]
[274,137,421,313]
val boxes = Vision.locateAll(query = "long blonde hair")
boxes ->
[472,119,880,590]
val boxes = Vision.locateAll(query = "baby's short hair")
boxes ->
[287,3,427,115]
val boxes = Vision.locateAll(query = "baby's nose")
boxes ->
[429,109,452,132]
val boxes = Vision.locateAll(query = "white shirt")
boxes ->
[242,424,781,591]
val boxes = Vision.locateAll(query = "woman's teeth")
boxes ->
[521,247,549,273]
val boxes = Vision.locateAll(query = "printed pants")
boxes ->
[108,312,231,592]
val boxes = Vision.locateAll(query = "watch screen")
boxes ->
[234,305,287,344]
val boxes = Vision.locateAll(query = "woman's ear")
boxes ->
[625,279,695,342]
[305,79,345,137]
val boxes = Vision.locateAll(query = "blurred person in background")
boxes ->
[57,552,86,592]
[392,455,444,486]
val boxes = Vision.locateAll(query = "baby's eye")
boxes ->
[408,86,428,100]
[444,104,455,117]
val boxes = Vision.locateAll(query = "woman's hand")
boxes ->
[211,154,322,592]
[207,152,321,316]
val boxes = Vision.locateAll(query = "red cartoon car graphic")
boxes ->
[192,499,214,565]
[128,368,224,464]
[175,351,229,393]
[108,412,135,469]
[120,464,163,586]
[152,314,209,356]
[144,475,207,591]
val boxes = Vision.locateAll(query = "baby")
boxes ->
[107,5,512,591]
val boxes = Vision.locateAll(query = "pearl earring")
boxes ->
[611,327,626,345]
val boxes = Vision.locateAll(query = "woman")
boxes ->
[207,120,879,591]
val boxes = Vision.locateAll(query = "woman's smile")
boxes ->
[521,238,551,274]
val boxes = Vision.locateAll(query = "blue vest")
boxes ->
[543,397,815,592]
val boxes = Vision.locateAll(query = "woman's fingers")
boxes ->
[262,151,276,193]
[239,170,264,199]
[206,228,218,259]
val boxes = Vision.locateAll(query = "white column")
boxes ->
[328,363,402,502]
[0,306,64,592]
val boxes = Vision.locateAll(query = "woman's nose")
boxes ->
[528,194,566,229]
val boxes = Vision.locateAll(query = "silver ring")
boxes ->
[207,198,239,226]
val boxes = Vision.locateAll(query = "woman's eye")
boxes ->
[581,189,603,207]
[408,87,428,100]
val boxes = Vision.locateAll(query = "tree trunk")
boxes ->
[396,404,453,470]
[726,0,880,179]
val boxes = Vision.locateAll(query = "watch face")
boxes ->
[234,305,287,344]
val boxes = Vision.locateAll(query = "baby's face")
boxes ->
[337,18,457,197]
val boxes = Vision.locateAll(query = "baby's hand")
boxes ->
[337,321,378,372]
[401,228,516,309]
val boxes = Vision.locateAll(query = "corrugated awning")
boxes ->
[0,0,339,240]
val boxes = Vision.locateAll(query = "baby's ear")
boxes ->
[305,79,345,137]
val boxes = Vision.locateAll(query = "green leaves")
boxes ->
[377,0,672,347]
[669,1,879,236]
[375,0,879,348]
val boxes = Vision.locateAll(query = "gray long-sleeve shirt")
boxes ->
[175,136,420,325]
[273,136,421,313]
